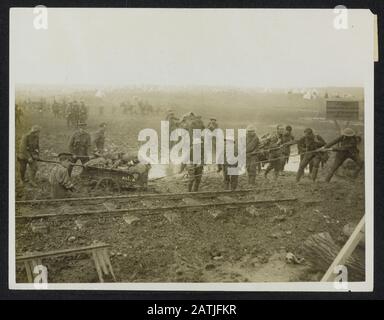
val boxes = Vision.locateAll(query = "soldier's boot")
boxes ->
[273,169,279,180]
[311,167,319,182]
[352,159,364,179]
[19,160,28,183]
[296,168,304,182]
[193,181,200,192]
[28,162,38,187]
[257,163,262,174]
[264,166,272,179]
[231,177,239,190]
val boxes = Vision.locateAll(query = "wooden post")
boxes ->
[321,216,365,282]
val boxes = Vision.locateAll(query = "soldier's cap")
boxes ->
[78,122,87,127]
[246,124,256,132]
[286,125,292,131]
[342,128,356,137]
[30,125,41,132]
[304,128,313,134]
[210,117,217,121]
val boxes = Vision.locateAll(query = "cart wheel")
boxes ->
[95,178,121,193]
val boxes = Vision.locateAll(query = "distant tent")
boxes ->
[303,88,319,100]
[95,90,106,98]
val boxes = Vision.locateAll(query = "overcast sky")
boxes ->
[10,8,374,88]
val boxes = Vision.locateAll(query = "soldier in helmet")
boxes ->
[93,122,107,153]
[245,124,259,185]
[281,125,295,171]
[65,102,74,128]
[207,118,218,131]
[264,135,282,180]
[17,125,41,186]
[15,104,24,126]
[295,128,326,182]
[165,109,175,122]
[323,128,363,182]
[264,125,285,180]
[68,122,91,175]
[79,101,88,123]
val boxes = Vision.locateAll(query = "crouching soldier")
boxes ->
[324,128,363,182]
[18,125,41,187]
[218,136,239,190]
[180,138,204,192]
[295,128,326,182]
[49,152,75,199]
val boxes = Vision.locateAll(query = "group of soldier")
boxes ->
[18,121,107,198]
[61,100,89,128]
[165,109,364,192]
[18,107,364,197]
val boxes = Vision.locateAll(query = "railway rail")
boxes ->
[16,188,297,221]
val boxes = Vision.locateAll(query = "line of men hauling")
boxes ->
[18,111,364,198]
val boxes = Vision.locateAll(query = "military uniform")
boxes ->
[49,164,74,198]
[79,103,88,123]
[93,129,106,152]
[246,132,259,185]
[18,129,40,184]
[281,132,294,170]
[324,134,363,182]
[263,134,284,179]
[69,129,91,157]
[181,142,204,192]
[68,127,91,175]
[296,133,326,182]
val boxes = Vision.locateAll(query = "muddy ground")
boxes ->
[15,106,365,283]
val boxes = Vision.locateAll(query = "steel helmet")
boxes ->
[342,128,356,137]
[246,124,256,132]
[31,125,41,133]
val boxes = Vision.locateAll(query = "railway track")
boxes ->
[15,188,271,205]
[15,188,297,221]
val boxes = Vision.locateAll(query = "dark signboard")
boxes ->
[326,100,359,120]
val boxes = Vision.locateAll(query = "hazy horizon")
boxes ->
[11,9,373,88]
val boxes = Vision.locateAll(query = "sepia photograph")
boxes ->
[9,8,375,291]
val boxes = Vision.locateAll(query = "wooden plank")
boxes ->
[24,261,33,283]
[102,249,116,281]
[16,243,110,262]
[321,216,365,282]
[97,250,109,275]
[17,198,298,220]
[92,250,104,283]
